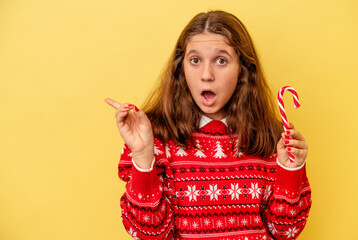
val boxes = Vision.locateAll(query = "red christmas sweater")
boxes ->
[118,120,311,240]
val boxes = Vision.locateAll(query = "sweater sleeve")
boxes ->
[262,158,312,239]
[118,139,175,240]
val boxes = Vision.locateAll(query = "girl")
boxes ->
[105,10,311,240]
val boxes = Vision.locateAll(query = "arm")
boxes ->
[263,122,312,239]
[104,98,174,239]
[119,142,174,240]
[262,160,311,239]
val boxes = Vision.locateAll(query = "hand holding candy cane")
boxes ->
[276,86,308,168]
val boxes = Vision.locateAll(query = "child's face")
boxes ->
[183,33,239,120]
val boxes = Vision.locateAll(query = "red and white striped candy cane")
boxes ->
[278,86,300,163]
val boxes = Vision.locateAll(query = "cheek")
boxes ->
[183,61,193,78]
[184,68,195,81]
[219,85,236,102]
[228,68,239,88]
[227,86,237,100]
[184,70,198,90]
[221,75,238,99]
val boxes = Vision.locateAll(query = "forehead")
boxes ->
[185,33,233,52]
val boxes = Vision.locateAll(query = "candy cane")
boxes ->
[278,86,300,163]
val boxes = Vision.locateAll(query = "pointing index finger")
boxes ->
[104,98,121,109]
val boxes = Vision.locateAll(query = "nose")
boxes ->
[201,62,214,81]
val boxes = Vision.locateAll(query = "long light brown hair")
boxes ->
[142,10,283,157]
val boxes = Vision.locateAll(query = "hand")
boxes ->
[104,98,154,169]
[277,122,308,168]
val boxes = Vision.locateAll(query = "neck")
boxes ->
[203,113,227,121]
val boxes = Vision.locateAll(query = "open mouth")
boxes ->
[201,90,216,100]
[201,90,216,106]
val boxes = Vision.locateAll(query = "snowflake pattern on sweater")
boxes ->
[118,120,311,240]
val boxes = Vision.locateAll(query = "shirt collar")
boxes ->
[199,115,228,128]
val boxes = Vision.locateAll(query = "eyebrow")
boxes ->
[186,49,233,57]
[216,49,232,57]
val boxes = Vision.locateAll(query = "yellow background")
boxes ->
[1,0,357,239]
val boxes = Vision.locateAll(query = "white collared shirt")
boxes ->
[199,115,228,128]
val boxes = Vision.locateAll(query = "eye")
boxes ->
[190,57,200,65]
[216,58,227,65]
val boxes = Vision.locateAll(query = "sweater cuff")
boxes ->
[130,160,161,195]
[276,158,306,190]
[276,158,305,171]
[132,157,155,172]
